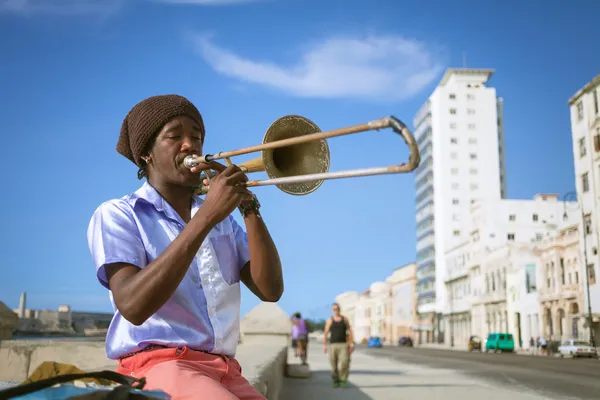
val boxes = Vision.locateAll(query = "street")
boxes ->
[362,344,600,400]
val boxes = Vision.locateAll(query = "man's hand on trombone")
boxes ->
[191,160,254,224]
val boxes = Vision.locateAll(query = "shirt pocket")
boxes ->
[209,233,241,285]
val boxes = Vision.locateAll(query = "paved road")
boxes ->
[362,345,600,400]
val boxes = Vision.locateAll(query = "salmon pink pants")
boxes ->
[116,346,266,400]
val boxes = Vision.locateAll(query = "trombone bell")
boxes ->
[258,115,330,196]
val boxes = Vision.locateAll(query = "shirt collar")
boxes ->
[129,181,203,222]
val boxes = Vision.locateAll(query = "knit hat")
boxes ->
[116,94,205,166]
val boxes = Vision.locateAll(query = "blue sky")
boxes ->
[1,0,598,321]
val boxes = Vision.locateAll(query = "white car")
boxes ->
[557,339,598,358]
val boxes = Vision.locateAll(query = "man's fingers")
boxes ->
[226,170,249,184]
[190,160,227,174]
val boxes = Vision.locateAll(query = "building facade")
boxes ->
[386,263,417,344]
[568,73,600,341]
[444,194,576,347]
[414,68,506,343]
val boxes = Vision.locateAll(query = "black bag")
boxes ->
[0,370,168,399]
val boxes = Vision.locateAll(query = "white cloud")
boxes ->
[0,0,123,16]
[192,34,445,101]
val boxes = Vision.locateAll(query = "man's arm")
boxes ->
[240,210,284,302]
[106,210,218,326]
[323,318,332,350]
[90,202,217,326]
[344,316,355,345]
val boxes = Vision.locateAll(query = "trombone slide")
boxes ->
[185,115,420,196]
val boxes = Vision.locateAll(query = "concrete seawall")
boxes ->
[0,302,292,399]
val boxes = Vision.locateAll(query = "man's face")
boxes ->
[332,305,340,315]
[147,115,204,187]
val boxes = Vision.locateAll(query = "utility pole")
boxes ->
[563,191,596,347]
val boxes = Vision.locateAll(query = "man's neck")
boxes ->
[148,180,194,222]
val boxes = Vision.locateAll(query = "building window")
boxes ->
[469,137,477,144]
[576,101,584,121]
[471,183,478,190]
[588,264,596,285]
[470,153,477,160]
[509,214,516,221]
[450,138,458,144]
[467,94,475,100]
[594,90,599,115]
[452,198,459,205]
[582,172,590,192]
[451,168,458,175]
[470,168,477,175]
[533,214,538,222]
[536,233,543,241]
[452,183,459,189]
[450,123,456,129]
[449,93,456,100]
[584,214,592,235]
[453,230,460,236]
[467,108,475,115]
[507,233,515,241]
[451,152,457,159]
[468,123,476,130]
[579,137,587,157]
[450,108,457,115]
[594,130,600,152]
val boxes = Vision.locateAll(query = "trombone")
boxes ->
[183,115,420,196]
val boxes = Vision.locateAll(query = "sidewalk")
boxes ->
[280,346,552,400]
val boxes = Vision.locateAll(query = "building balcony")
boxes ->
[414,102,431,130]
[471,289,506,305]
[445,268,469,283]
[538,285,581,302]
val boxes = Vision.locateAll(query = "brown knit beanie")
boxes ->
[116,94,205,166]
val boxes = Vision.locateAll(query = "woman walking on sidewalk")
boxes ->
[323,303,355,388]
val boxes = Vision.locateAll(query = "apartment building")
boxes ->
[413,68,506,343]
[444,194,575,346]
[568,73,600,340]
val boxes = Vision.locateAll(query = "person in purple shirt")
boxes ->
[290,312,309,365]
[87,94,283,400]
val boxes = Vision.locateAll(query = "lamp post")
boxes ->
[563,191,596,347]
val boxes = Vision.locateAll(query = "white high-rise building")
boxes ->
[568,73,600,341]
[413,68,506,343]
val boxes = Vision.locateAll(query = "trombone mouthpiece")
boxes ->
[183,154,213,169]
[183,155,199,169]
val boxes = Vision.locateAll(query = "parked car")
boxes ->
[485,333,515,353]
[398,336,413,347]
[557,339,598,358]
[367,336,383,348]
[467,335,482,351]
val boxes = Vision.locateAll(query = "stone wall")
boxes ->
[0,302,18,341]
[0,302,292,400]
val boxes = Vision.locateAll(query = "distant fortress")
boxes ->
[12,292,114,337]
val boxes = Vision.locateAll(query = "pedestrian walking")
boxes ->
[323,303,355,388]
[291,312,309,365]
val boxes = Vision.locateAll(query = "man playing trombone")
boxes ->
[87,94,284,400]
